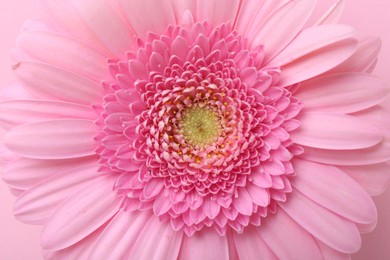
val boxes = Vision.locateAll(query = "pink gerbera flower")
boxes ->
[1,0,390,259]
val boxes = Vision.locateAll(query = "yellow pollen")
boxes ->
[223,102,228,106]
[180,106,221,146]
[213,97,217,100]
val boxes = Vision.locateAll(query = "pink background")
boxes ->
[0,0,389,259]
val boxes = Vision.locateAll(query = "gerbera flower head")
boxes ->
[1,0,389,259]
[96,20,303,236]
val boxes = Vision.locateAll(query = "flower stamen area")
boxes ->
[179,105,221,146]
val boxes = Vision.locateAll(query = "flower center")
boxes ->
[179,106,221,146]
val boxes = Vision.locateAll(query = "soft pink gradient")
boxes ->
[0,0,389,259]
[0,2,42,259]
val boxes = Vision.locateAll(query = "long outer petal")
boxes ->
[14,62,103,105]
[277,38,358,87]
[295,73,389,114]
[41,175,121,251]
[259,208,323,259]
[279,191,361,254]
[16,31,111,82]
[5,119,97,159]
[89,210,153,259]
[13,165,100,224]
[178,228,229,260]
[291,113,382,150]
[292,158,377,225]
[0,100,97,130]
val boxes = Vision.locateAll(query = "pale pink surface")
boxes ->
[0,2,42,259]
[0,1,389,260]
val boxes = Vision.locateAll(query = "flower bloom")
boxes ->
[1,0,390,259]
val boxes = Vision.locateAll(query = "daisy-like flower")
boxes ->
[1,0,390,259]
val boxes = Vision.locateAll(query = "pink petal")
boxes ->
[14,62,103,105]
[277,38,358,87]
[316,239,351,260]
[329,36,381,73]
[39,0,113,56]
[279,191,361,253]
[149,52,167,72]
[248,0,317,62]
[45,224,107,260]
[143,178,164,200]
[295,73,389,114]
[340,162,390,196]
[17,31,111,82]
[292,158,377,225]
[352,105,390,132]
[315,0,345,25]
[233,188,253,216]
[72,0,135,59]
[119,0,176,39]
[262,159,285,175]
[235,0,276,34]
[0,82,35,101]
[128,60,148,80]
[171,36,190,62]
[13,165,100,224]
[179,228,229,260]
[153,191,172,216]
[269,24,355,67]
[41,175,121,251]
[259,208,323,259]
[202,196,221,219]
[291,113,382,150]
[0,100,97,129]
[247,183,270,207]
[171,0,196,23]
[20,19,48,32]
[233,226,277,259]
[5,119,96,159]
[251,168,272,188]
[300,140,390,166]
[1,157,97,190]
[89,210,152,259]
[356,221,377,234]
[226,231,240,260]
[8,188,24,197]
[104,113,133,132]
[129,216,184,259]
[197,0,240,26]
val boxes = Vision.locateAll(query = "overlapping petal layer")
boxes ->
[1,0,389,259]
